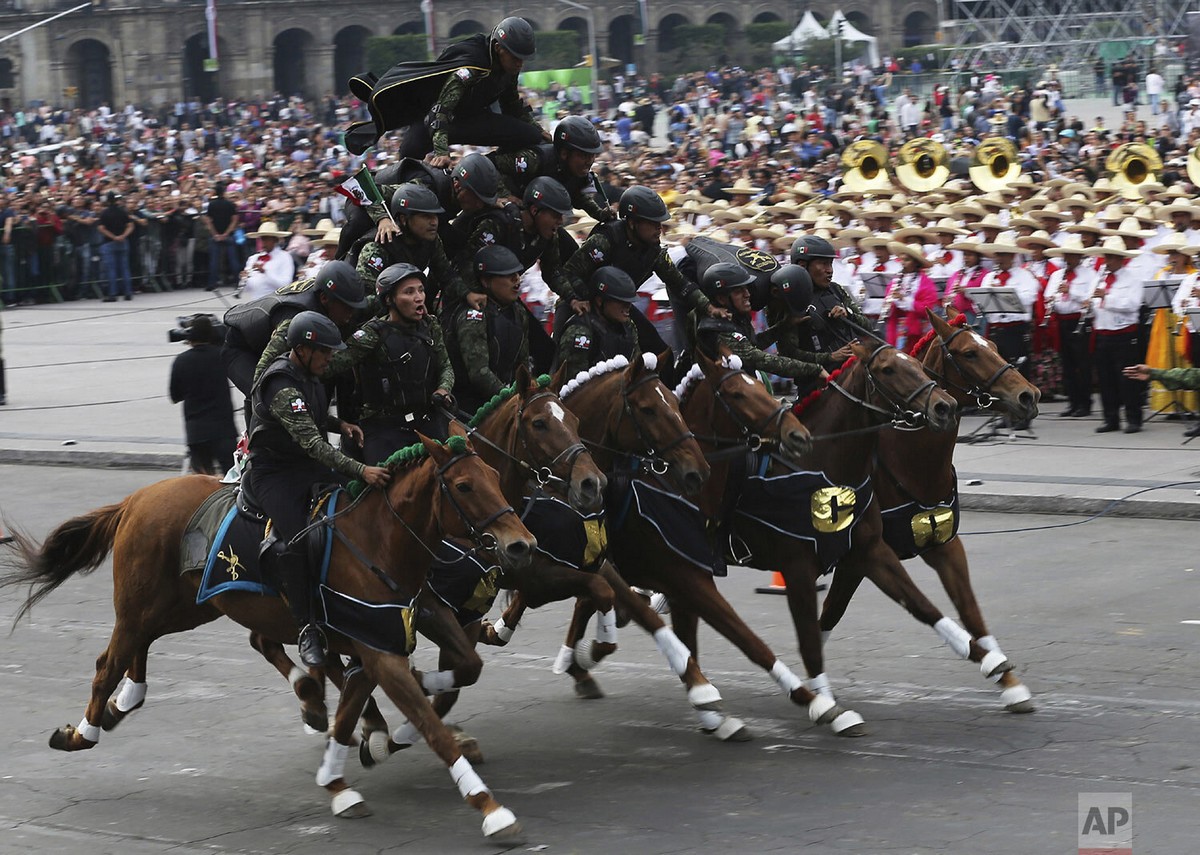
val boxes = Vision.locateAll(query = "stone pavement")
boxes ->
[3,289,1200,519]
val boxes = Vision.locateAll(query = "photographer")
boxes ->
[169,314,237,475]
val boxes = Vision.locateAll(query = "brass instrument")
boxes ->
[1187,143,1200,188]
[841,140,892,194]
[1106,142,1163,200]
[896,138,950,193]
[1074,294,1095,337]
[968,138,1020,192]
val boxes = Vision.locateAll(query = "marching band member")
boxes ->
[1019,230,1062,398]
[977,234,1040,404]
[927,218,966,282]
[853,236,901,325]
[943,235,989,326]
[1144,234,1198,420]
[1083,236,1146,434]
[1044,236,1096,417]
[298,226,340,281]
[883,242,940,350]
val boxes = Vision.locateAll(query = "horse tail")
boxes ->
[1,500,127,626]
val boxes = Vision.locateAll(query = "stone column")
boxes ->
[309,45,335,102]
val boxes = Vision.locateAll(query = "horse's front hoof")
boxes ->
[331,788,371,818]
[703,716,752,742]
[831,710,867,737]
[482,807,523,843]
[302,705,329,734]
[1002,684,1035,713]
[49,724,94,752]
[573,676,604,699]
[447,725,484,765]
[358,731,390,769]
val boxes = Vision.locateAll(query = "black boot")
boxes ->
[0,357,6,405]
[272,548,326,668]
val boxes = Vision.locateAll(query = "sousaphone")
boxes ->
[896,138,949,192]
[968,138,1020,191]
[841,140,892,193]
[1188,144,1200,188]
[1107,142,1163,200]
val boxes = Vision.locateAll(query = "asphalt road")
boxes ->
[0,465,1195,854]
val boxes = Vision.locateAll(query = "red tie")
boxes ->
[875,263,885,272]
[1104,272,1116,291]
[1065,270,1075,282]
[999,271,1010,285]
[259,252,271,262]
[942,252,953,264]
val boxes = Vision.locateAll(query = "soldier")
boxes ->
[325,264,455,465]
[553,267,641,380]
[245,312,391,667]
[446,246,530,416]
[790,235,871,358]
[766,264,852,373]
[692,262,827,384]
[345,17,546,163]
[335,157,453,261]
[352,184,472,311]
[490,115,614,225]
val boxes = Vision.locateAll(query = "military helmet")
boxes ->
[589,267,638,303]
[475,245,524,278]
[314,260,368,309]
[288,310,347,351]
[390,183,445,215]
[770,264,815,314]
[791,235,836,264]
[491,16,536,61]
[552,115,602,154]
[618,186,670,223]
[451,153,500,207]
[700,261,756,299]
[524,176,573,215]
[375,263,427,302]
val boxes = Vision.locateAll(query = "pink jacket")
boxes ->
[886,272,941,346]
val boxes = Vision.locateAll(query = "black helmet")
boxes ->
[390,183,444,215]
[619,186,670,223]
[288,310,346,351]
[700,261,756,299]
[475,245,524,278]
[314,260,368,309]
[589,267,638,303]
[375,263,427,302]
[491,17,536,61]
[791,235,836,264]
[524,176,573,216]
[452,153,500,207]
[553,115,602,154]
[770,264,815,314]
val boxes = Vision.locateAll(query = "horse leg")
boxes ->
[666,602,748,741]
[479,591,527,647]
[100,645,149,732]
[558,598,607,699]
[416,592,486,764]
[356,646,523,843]
[249,630,329,733]
[316,658,376,818]
[432,622,486,765]
[921,540,1034,713]
[51,624,150,751]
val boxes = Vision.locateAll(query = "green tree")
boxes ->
[365,35,429,72]
[525,30,583,71]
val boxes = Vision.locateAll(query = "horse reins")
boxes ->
[825,342,939,431]
[693,365,792,461]
[924,326,1016,410]
[583,369,691,476]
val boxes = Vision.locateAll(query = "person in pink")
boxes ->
[942,235,989,326]
[884,241,940,350]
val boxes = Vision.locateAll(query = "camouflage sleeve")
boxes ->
[490,148,540,200]
[555,324,594,380]
[365,183,402,225]
[720,331,824,381]
[537,231,571,299]
[356,242,387,292]
[656,250,711,312]
[562,233,607,303]
[833,281,872,331]
[429,317,456,392]
[456,308,506,398]
[254,320,292,383]
[324,322,379,379]
[431,238,470,309]
[1149,366,1200,390]
[575,187,613,222]
[267,385,366,480]
[429,68,487,156]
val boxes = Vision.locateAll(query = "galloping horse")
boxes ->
[822,309,1040,712]
[0,425,536,843]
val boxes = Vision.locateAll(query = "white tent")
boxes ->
[772,9,881,68]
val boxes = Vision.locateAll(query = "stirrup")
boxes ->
[298,624,327,668]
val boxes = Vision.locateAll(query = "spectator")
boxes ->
[1145,67,1164,116]
[97,191,134,302]
[203,182,239,291]
[168,313,237,475]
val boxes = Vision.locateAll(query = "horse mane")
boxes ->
[559,352,659,400]
[791,356,859,418]
[673,354,743,404]
[467,374,552,427]
[908,313,969,359]
[347,434,471,497]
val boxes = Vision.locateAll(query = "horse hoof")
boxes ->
[573,677,605,700]
[447,726,484,765]
[302,706,330,734]
[687,683,723,710]
[482,807,523,842]
[331,788,371,818]
[1001,684,1035,713]
[830,710,867,737]
[980,650,1012,679]
[359,730,389,769]
[49,726,74,751]
[704,716,752,742]
[101,701,123,732]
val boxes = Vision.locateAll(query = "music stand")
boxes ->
[959,287,1037,444]
[1143,278,1192,422]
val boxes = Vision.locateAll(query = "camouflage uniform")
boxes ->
[445,301,529,415]
[355,232,466,310]
[553,310,641,381]
[427,65,540,159]
[490,144,613,223]
[693,311,824,382]
[1149,366,1200,390]
[769,281,870,369]
[459,207,570,298]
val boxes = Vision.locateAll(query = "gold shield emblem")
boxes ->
[911,507,956,548]
[811,486,856,533]
[735,247,780,272]
[583,518,608,567]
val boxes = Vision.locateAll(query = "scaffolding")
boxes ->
[940,0,1196,70]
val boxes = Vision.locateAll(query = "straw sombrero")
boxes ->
[247,221,289,240]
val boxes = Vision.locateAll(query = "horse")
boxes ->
[821,308,1040,712]
[0,424,536,843]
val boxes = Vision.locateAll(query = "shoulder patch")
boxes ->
[466,308,485,321]
[589,248,605,263]
[515,156,528,173]
[352,329,368,340]
[455,67,473,82]
[731,332,746,342]
[573,334,592,350]
[481,232,495,245]
[366,255,384,272]
[289,397,309,414]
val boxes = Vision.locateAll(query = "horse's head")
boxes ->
[849,339,958,432]
[694,347,813,463]
[513,364,605,513]
[927,309,1041,424]
[420,423,536,570]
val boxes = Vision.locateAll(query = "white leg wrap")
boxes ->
[482,806,518,838]
[980,649,1009,679]
[115,679,147,713]
[421,670,457,694]
[316,738,351,786]
[977,634,1000,653]
[830,709,866,734]
[807,694,836,724]
[76,717,100,743]
[392,720,423,747]
[821,630,831,648]
[1001,684,1034,707]
[934,617,972,659]
[712,716,747,740]
[551,644,574,675]
[769,660,804,696]
[654,627,692,677]
[806,672,833,698]
[449,755,489,798]
[573,639,599,670]
[331,788,365,817]
[686,683,722,709]
[366,730,390,764]
[288,666,308,689]
[595,609,618,644]
[492,616,517,644]
[649,592,671,614]
[695,708,724,731]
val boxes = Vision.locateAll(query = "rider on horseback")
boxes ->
[246,311,391,667]
[552,267,641,378]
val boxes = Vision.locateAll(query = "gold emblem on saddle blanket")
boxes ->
[811,486,857,533]
[583,519,607,567]
[911,507,955,549]
[217,547,245,581]
[735,247,779,272]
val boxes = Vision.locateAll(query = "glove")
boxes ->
[432,390,457,411]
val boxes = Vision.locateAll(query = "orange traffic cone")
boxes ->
[755,572,787,595]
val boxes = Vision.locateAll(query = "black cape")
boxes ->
[345,34,494,155]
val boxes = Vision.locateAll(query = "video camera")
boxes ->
[169,313,227,344]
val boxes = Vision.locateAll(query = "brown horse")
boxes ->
[821,309,1040,712]
[0,424,536,843]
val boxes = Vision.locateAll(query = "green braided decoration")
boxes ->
[466,374,552,428]
[347,433,471,497]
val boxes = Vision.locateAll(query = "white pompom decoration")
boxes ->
[641,352,658,371]
[560,354,631,400]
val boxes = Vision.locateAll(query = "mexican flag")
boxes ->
[335,166,381,207]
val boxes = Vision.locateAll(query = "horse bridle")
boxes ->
[927,326,1016,409]
[610,369,695,476]
[829,342,940,428]
[514,389,589,491]
[705,365,792,454]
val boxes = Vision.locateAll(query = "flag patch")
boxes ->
[573,335,591,350]
[466,309,485,321]
[290,397,308,414]
[455,67,472,81]
[367,256,384,271]
[515,156,528,173]
[352,329,367,340]
[481,232,495,245]
[589,248,605,263]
